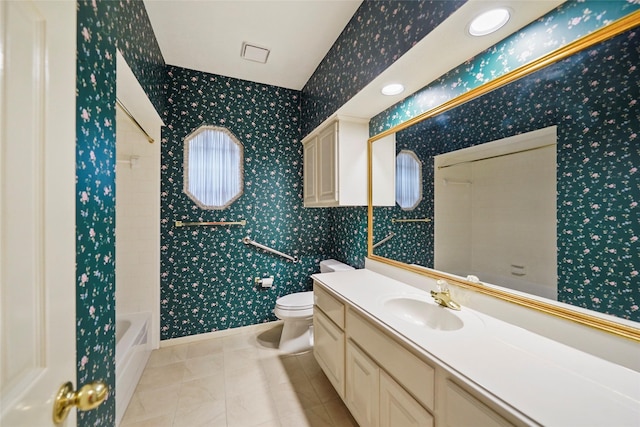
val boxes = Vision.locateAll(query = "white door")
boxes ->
[1,1,78,425]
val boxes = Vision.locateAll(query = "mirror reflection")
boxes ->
[372,27,639,322]
[434,127,557,300]
[396,150,422,210]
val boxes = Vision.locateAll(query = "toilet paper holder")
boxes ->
[255,276,274,288]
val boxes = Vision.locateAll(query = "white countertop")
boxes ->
[313,269,640,427]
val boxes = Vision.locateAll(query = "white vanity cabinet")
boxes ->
[313,284,346,398]
[345,340,380,427]
[346,339,435,427]
[380,371,434,427]
[303,116,394,207]
[313,279,525,427]
[314,281,435,427]
[312,269,640,426]
[441,380,514,427]
[347,308,435,427]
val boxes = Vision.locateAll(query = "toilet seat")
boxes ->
[275,291,313,311]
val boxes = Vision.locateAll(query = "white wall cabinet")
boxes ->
[302,137,318,204]
[302,116,394,207]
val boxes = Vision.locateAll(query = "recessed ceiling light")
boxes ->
[381,83,405,96]
[469,8,510,37]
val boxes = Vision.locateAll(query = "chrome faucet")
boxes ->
[430,280,461,311]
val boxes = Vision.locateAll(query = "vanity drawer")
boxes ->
[347,308,435,412]
[314,282,345,329]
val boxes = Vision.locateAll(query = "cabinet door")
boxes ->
[313,309,345,398]
[380,371,433,427]
[371,132,396,206]
[303,137,318,205]
[317,123,338,204]
[346,341,380,427]
[444,380,513,427]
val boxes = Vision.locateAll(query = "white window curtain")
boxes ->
[188,129,242,208]
[396,150,421,210]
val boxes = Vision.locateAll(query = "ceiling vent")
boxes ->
[241,42,270,64]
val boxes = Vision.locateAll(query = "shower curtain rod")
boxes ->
[437,143,555,169]
[116,98,154,144]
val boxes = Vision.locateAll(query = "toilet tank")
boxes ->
[319,259,354,273]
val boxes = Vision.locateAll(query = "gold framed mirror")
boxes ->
[368,11,640,342]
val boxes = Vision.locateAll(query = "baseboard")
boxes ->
[159,320,284,348]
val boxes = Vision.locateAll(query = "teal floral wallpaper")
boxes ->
[76,0,164,425]
[161,66,337,340]
[74,0,638,423]
[371,1,640,133]
[329,207,369,269]
[115,0,166,115]
[76,2,118,425]
[372,27,639,321]
[301,0,465,137]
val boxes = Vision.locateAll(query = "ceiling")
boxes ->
[143,0,363,91]
[144,0,565,121]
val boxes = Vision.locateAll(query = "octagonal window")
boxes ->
[396,150,422,210]
[184,126,243,209]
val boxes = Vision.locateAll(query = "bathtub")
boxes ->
[116,312,151,427]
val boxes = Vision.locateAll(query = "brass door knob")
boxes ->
[52,380,109,424]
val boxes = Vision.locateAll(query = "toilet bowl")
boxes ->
[274,291,314,353]
[274,259,354,353]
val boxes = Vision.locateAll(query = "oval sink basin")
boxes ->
[384,297,464,331]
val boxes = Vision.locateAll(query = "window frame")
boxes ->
[183,125,244,210]
[395,149,422,210]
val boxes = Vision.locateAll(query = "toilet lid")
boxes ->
[276,291,313,310]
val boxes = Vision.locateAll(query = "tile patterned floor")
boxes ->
[121,323,358,427]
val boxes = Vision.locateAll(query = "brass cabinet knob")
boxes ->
[52,381,109,424]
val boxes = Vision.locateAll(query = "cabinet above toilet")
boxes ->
[302,116,395,208]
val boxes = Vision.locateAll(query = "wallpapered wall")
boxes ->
[371,28,639,320]
[300,0,465,138]
[75,0,638,423]
[160,66,337,339]
[371,1,640,132]
[76,0,164,425]
[302,0,466,276]
[158,0,470,340]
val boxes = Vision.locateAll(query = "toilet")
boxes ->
[274,259,354,353]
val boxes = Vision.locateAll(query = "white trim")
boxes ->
[159,320,284,348]
[116,50,163,351]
